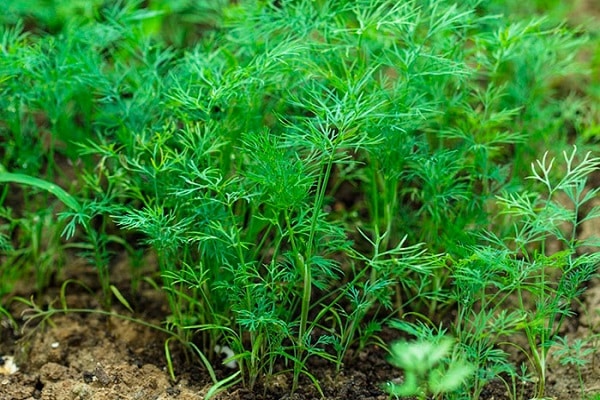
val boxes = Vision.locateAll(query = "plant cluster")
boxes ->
[0,0,599,399]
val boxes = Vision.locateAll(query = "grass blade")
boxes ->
[0,172,81,211]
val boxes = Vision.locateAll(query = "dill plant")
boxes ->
[449,148,600,399]
[385,336,474,399]
[0,0,598,398]
[497,148,600,397]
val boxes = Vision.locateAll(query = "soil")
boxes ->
[1,193,600,400]
[0,246,400,400]
[1,168,599,400]
[1,186,599,400]
[0,255,400,400]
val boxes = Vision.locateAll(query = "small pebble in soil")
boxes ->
[71,382,92,398]
[214,344,238,369]
[166,386,180,396]
[0,355,19,375]
[93,363,111,386]
[83,371,95,384]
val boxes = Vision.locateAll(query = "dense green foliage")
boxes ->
[1,1,599,398]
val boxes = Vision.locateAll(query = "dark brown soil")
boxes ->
[2,245,600,400]
[2,175,600,400]
[1,179,599,400]
[0,282,396,400]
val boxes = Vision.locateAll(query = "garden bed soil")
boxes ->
[1,176,600,400]
[1,249,600,400]
[2,170,600,400]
